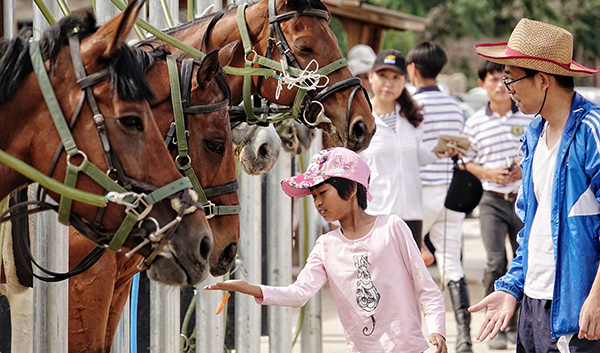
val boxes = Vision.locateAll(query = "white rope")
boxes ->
[274,59,329,100]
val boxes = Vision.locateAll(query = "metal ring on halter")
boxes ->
[147,215,183,242]
[138,216,160,235]
[302,101,325,127]
[244,50,259,64]
[124,217,161,258]
[175,155,192,167]
[66,150,88,166]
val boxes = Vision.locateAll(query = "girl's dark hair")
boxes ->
[397,89,424,127]
[521,67,574,90]
[320,177,368,210]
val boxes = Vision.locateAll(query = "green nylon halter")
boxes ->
[166,56,240,218]
[236,3,348,125]
[28,40,193,251]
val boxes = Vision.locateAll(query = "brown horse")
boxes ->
[147,0,375,152]
[0,1,213,288]
[65,46,240,352]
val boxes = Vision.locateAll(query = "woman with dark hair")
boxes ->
[360,49,455,258]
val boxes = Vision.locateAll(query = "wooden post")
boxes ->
[340,18,384,53]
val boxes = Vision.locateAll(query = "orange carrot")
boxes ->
[216,292,231,315]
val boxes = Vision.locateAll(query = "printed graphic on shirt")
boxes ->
[511,125,525,137]
[353,253,380,336]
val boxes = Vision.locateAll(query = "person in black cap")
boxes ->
[360,49,456,256]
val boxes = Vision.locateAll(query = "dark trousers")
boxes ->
[517,295,600,352]
[479,191,522,295]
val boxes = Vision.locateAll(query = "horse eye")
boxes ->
[118,116,144,132]
[295,44,314,53]
[206,141,224,154]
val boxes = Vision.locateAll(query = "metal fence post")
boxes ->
[148,0,178,30]
[233,172,262,353]
[94,0,120,26]
[110,297,131,353]
[150,281,180,352]
[195,275,225,352]
[301,132,323,353]
[32,187,68,353]
[265,153,293,353]
[3,0,16,39]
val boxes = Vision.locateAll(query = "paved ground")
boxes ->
[260,215,517,352]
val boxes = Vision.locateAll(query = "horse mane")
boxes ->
[0,12,154,103]
[156,0,329,39]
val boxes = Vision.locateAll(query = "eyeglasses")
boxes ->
[502,75,531,91]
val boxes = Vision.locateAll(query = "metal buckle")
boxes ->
[203,200,216,219]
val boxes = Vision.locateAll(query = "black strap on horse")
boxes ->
[2,191,111,283]
[69,34,129,188]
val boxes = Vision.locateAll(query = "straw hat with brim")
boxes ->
[475,18,599,77]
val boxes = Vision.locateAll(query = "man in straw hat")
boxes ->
[469,18,600,351]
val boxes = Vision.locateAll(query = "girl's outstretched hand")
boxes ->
[429,333,447,353]
[204,279,263,298]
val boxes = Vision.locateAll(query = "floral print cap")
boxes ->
[281,147,372,201]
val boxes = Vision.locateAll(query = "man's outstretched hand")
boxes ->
[468,291,517,341]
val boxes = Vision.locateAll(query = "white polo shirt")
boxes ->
[463,103,534,194]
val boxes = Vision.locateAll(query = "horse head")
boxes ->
[147,0,376,152]
[142,42,242,276]
[232,122,281,174]
[237,0,376,151]
[276,120,316,155]
[0,2,213,286]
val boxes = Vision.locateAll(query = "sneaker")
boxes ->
[488,331,508,350]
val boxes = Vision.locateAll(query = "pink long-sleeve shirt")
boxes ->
[256,215,446,353]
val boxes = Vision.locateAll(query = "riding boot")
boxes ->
[482,269,496,296]
[448,278,473,353]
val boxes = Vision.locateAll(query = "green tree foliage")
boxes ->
[363,0,600,87]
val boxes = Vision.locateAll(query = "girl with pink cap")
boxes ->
[206,147,447,353]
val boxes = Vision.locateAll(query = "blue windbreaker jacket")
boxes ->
[495,92,600,340]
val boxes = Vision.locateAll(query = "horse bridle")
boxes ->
[162,55,241,223]
[4,32,200,281]
[234,0,371,144]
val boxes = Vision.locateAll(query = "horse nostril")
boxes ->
[219,242,238,267]
[351,119,367,141]
[200,234,213,261]
[258,143,269,158]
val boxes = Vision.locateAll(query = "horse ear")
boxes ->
[217,40,242,68]
[196,50,220,88]
[80,0,144,69]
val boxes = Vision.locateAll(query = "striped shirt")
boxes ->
[414,86,464,185]
[463,103,534,194]
[378,111,397,133]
